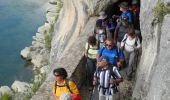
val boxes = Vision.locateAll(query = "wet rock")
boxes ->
[20,47,32,60]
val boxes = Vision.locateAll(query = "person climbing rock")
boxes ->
[114,17,132,47]
[93,56,123,100]
[97,38,124,68]
[120,26,141,80]
[84,35,98,90]
[112,2,134,24]
[52,68,81,100]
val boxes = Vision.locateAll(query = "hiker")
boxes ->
[94,22,107,48]
[93,56,123,100]
[129,0,140,30]
[114,16,132,47]
[95,11,108,28]
[112,2,133,24]
[52,68,80,100]
[120,26,141,80]
[97,38,124,68]
[84,35,98,89]
[102,17,117,39]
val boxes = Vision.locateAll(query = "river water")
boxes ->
[0,0,48,86]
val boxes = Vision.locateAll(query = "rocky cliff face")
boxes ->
[32,0,170,100]
[133,0,170,100]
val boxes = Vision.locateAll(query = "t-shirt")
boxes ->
[121,10,133,23]
[85,43,98,59]
[52,80,79,99]
[121,34,141,52]
[98,47,124,65]
[94,66,122,95]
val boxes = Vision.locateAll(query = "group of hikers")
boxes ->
[52,1,141,100]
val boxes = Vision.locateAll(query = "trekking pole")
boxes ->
[90,85,96,100]
[89,66,99,100]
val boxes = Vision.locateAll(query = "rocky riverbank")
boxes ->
[0,0,63,99]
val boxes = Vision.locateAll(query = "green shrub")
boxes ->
[153,0,170,22]
[32,74,46,93]
[1,93,12,100]
[44,32,52,49]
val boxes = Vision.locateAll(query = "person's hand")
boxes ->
[112,15,118,19]
[110,79,116,84]
[93,77,98,85]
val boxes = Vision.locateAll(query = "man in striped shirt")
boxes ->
[93,56,123,100]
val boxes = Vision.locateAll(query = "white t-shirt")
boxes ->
[121,34,141,52]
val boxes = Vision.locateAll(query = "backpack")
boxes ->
[95,67,119,94]
[54,79,72,94]
[54,79,82,100]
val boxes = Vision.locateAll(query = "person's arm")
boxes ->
[136,37,141,49]
[52,83,59,99]
[126,12,133,24]
[110,67,123,84]
[96,47,103,62]
[84,43,88,57]
[114,23,121,44]
[69,81,80,94]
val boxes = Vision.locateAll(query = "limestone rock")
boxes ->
[40,65,49,74]
[11,81,32,93]
[20,47,32,60]
[0,86,13,95]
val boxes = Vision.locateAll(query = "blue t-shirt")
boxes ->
[121,10,133,23]
[98,47,124,65]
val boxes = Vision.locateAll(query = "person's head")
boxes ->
[99,11,107,20]
[105,38,115,50]
[127,26,135,37]
[98,56,110,68]
[53,68,68,81]
[88,35,97,46]
[119,2,129,12]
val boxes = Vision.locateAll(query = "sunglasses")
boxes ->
[106,44,112,47]
[55,74,61,77]
[54,73,61,77]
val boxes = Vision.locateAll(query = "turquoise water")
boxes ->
[0,0,48,86]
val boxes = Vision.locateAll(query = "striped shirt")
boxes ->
[94,66,122,95]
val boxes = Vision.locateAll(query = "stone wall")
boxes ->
[133,0,170,100]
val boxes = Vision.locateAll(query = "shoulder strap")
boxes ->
[87,43,90,57]
[65,79,73,93]
[54,79,73,94]
[99,47,105,56]
[122,34,128,42]
[108,67,116,79]
[54,81,57,94]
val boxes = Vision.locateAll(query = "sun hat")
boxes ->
[119,2,129,8]
[99,11,107,19]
